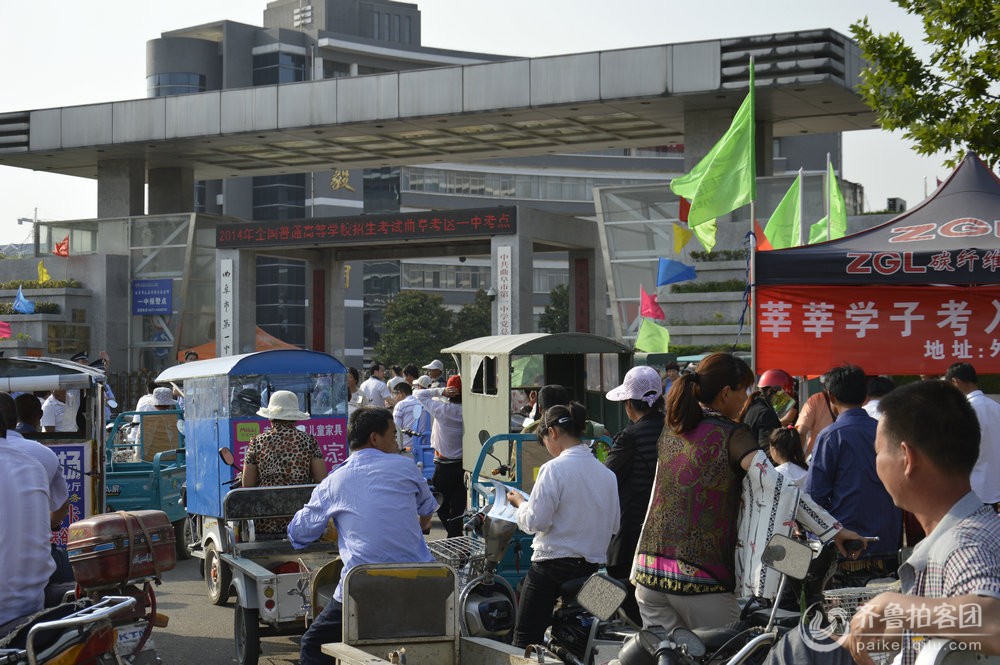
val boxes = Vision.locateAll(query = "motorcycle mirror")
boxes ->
[219,447,236,467]
[761,533,813,581]
[575,573,627,622]
[106,399,118,410]
[670,627,706,659]
[176,419,185,435]
[478,429,491,445]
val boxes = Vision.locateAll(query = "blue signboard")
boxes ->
[132,279,173,315]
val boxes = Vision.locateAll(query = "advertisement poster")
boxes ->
[49,441,92,546]
[230,418,348,472]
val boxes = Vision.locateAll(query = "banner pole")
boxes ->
[797,168,806,246]
[825,152,832,241]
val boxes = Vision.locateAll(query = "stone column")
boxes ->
[216,249,256,357]
[97,158,145,218]
[490,231,533,334]
[149,167,195,214]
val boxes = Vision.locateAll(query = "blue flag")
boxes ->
[656,258,698,287]
[13,285,35,314]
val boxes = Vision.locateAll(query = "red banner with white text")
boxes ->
[755,285,1000,376]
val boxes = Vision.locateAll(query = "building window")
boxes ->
[402,167,650,202]
[252,174,306,221]
[323,61,351,79]
[256,256,306,347]
[363,167,400,214]
[146,72,206,97]
[253,51,306,86]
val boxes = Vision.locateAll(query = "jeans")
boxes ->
[300,599,343,665]
[512,557,599,648]
[432,461,466,537]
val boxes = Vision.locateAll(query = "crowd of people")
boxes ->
[4,347,1000,665]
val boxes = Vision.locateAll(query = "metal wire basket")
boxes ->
[427,536,488,586]
[822,581,901,620]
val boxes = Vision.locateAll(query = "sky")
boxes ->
[0,0,950,246]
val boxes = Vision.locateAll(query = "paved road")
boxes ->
[152,524,450,664]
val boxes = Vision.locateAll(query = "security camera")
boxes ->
[486,286,497,302]
[458,256,467,263]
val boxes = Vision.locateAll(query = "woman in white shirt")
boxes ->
[506,402,620,648]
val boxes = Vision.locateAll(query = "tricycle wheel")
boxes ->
[234,605,261,665]
[205,543,232,605]
[173,519,191,560]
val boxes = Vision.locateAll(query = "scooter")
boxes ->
[542,573,636,665]
[0,596,136,665]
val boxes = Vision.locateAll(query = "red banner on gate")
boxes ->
[755,285,1000,376]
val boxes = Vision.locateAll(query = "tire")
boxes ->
[173,520,191,561]
[205,543,232,606]
[234,605,261,665]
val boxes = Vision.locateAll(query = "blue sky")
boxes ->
[0,0,947,243]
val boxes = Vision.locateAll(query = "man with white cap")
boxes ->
[602,366,666,622]
[421,359,446,389]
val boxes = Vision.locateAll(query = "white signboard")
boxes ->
[497,246,512,335]
[220,258,234,356]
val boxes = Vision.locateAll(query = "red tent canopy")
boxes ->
[754,154,1000,375]
[177,326,298,362]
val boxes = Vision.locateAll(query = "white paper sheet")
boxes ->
[487,480,529,522]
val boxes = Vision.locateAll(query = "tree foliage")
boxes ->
[538,283,569,333]
[851,2,1000,167]
[451,288,492,343]
[373,290,454,368]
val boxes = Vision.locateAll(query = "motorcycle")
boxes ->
[543,573,636,665]
[0,596,136,665]
[611,533,818,665]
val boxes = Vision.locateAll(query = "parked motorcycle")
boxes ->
[0,596,136,665]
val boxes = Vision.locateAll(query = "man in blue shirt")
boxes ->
[806,364,901,559]
[288,406,438,665]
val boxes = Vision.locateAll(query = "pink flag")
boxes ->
[640,286,665,320]
[0,321,11,339]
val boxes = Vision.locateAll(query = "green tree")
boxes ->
[450,288,492,343]
[373,290,454,367]
[538,283,569,333]
[851,2,1000,167]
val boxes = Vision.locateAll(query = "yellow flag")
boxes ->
[672,223,693,253]
[37,260,50,283]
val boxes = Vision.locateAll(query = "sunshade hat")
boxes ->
[256,390,310,421]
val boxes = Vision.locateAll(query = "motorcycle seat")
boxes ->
[557,576,589,599]
[749,606,801,628]
[692,625,748,653]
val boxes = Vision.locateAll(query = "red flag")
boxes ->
[678,196,691,223]
[640,286,665,320]
[0,321,11,339]
[53,235,69,257]
[753,219,773,251]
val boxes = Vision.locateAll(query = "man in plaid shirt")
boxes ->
[845,379,1000,664]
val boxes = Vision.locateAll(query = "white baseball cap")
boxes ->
[415,375,432,388]
[387,376,407,391]
[422,359,444,371]
[606,366,663,406]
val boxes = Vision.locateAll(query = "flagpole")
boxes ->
[796,168,805,247]
[825,152,832,241]
[748,55,757,371]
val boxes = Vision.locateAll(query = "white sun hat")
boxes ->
[605,366,663,406]
[256,390,310,421]
[422,359,444,371]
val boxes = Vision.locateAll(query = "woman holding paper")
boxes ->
[505,402,620,648]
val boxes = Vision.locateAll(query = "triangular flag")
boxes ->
[753,219,773,252]
[764,174,801,249]
[656,258,697,286]
[669,65,756,226]
[53,235,69,257]
[640,286,665,320]
[634,318,670,353]
[677,196,691,223]
[810,162,847,244]
[692,220,717,252]
[672,222,693,253]
[0,321,11,339]
[13,286,35,315]
[37,260,51,283]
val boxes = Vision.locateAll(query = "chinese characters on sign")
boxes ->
[131,279,173,316]
[220,258,234,356]
[231,418,349,471]
[497,246,512,335]
[52,442,90,546]
[329,168,355,192]
[756,285,1000,375]
[216,207,517,248]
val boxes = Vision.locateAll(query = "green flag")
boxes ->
[809,162,847,243]
[764,174,801,249]
[693,220,717,252]
[669,66,756,226]
[634,318,670,353]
